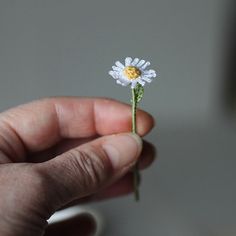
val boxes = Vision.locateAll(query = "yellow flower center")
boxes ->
[123,66,141,80]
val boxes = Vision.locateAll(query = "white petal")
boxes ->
[119,76,130,84]
[109,71,119,79]
[137,79,145,86]
[147,69,156,74]
[131,58,139,66]
[144,69,156,77]
[116,79,129,86]
[131,81,138,89]
[125,57,132,66]
[117,76,130,84]
[141,61,150,70]
[112,66,122,72]
[136,59,145,67]
[143,73,154,78]
[116,80,122,84]
[141,76,153,83]
[115,61,125,69]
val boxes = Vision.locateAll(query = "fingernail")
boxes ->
[102,133,142,170]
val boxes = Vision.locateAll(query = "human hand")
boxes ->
[0,97,155,236]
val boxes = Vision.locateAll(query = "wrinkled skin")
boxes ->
[0,97,155,236]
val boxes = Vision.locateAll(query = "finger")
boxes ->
[67,174,134,206]
[94,143,157,201]
[29,137,156,168]
[29,137,97,163]
[0,97,154,163]
[138,141,156,169]
[59,174,134,208]
[35,133,142,211]
[54,141,156,207]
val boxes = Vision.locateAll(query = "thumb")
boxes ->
[38,133,142,209]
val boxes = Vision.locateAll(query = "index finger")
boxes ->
[0,97,154,159]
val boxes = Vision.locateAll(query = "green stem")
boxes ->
[131,88,140,201]
[131,88,137,133]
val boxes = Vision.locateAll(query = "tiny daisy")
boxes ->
[109,57,156,88]
[108,56,158,201]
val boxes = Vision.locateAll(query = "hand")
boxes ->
[0,97,155,236]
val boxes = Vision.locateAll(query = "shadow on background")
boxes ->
[223,0,236,119]
[44,213,96,236]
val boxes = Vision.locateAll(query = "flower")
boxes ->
[109,57,157,89]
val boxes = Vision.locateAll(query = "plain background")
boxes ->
[0,1,236,235]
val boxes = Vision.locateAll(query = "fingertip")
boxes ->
[94,98,155,136]
[136,110,155,136]
[102,133,142,171]
[138,141,157,169]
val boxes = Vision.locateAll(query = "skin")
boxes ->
[0,97,155,236]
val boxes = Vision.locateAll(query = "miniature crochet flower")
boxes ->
[109,57,156,89]
[108,57,157,201]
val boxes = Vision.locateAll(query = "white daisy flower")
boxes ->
[109,57,157,89]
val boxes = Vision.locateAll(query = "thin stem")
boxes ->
[131,88,137,133]
[131,88,140,201]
